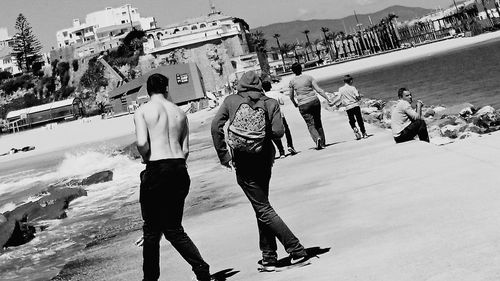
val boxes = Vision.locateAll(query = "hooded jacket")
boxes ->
[211,71,284,166]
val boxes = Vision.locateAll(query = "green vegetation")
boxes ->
[11,14,42,73]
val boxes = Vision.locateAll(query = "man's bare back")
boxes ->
[134,95,189,161]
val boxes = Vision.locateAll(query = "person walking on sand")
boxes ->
[391,87,430,144]
[211,71,309,272]
[134,74,212,281]
[262,80,297,158]
[289,62,334,150]
[338,75,368,140]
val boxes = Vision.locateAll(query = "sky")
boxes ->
[0,0,456,52]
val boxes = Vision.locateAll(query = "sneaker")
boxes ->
[191,276,216,281]
[362,133,369,139]
[316,138,323,150]
[353,128,361,140]
[288,147,297,155]
[257,259,277,272]
[279,154,286,159]
[290,255,309,265]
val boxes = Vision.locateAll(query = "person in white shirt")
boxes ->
[391,87,429,143]
[262,80,297,157]
[338,75,367,140]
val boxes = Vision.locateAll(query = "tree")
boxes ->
[320,27,333,60]
[251,30,271,80]
[273,34,286,72]
[302,30,314,60]
[11,14,42,73]
[328,31,340,59]
[481,0,495,26]
[80,58,108,92]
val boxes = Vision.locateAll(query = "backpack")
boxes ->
[227,95,269,153]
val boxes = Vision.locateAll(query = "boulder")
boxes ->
[119,142,141,160]
[423,108,436,118]
[475,106,495,117]
[81,170,113,186]
[0,187,87,249]
[361,107,379,114]
[439,103,475,117]
[440,124,465,139]
[364,99,385,110]
[458,131,481,140]
[381,101,398,121]
[433,106,446,113]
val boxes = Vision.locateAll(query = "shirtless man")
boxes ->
[134,73,211,281]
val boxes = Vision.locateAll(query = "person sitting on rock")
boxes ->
[391,87,430,143]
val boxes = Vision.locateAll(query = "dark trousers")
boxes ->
[298,99,326,145]
[234,160,305,261]
[140,159,210,281]
[394,119,430,143]
[346,106,366,134]
[272,116,294,155]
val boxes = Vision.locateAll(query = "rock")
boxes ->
[0,187,87,248]
[119,142,141,160]
[459,107,474,118]
[435,116,459,127]
[440,124,465,139]
[475,106,495,117]
[364,99,385,110]
[468,116,489,128]
[361,107,379,114]
[381,101,398,121]
[428,125,442,139]
[424,108,436,118]
[433,106,446,113]
[439,103,475,117]
[458,131,481,139]
[81,171,113,186]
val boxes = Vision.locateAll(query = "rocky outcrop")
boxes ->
[326,99,500,142]
[116,142,141,160]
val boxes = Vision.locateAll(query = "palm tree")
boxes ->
[302,29,314,60]
[328,31,340,59]
[303,41,311,61]
[386,13,401,48]
[320,27,333,60]
[273,33,286,72]
[339,31,349,57]
[313,38,322,58]
[251,30,271,79]
[481,0,494,26]
[290,42,301,63]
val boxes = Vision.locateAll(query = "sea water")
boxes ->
[319,37,500,109]
[0,147,143,280]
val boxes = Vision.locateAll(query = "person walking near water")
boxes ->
[134,74,212,281]
[391,87,430,143]
[211,71,309,272]
[262,80,297,158]
[338,75,368,140]
[289,62,334,150]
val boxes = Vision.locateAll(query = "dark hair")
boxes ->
[147,73,169,96]
[291,62,302,75]
[398,87,408,98]
[344,75,353,84]
[261,80,272,91]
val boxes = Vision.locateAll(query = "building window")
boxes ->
[63,31,68,36]
[156,32,163,40]
[182,27,188,31]
[191,25,198,30]
[173,28,180,34]
[200,24,206,28]
[122,20,126,24]
[3,58,11,64]
[122,11,127,15]
[212,22,218,26]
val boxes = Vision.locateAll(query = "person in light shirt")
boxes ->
[391,87,430,143]
[337,75,368,140]
[262,80,297,158]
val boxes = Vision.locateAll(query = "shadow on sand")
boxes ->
[211,268,240,280]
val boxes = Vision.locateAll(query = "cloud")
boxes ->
[356,0,375,5]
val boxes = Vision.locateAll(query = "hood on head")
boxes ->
[236,71,263,100]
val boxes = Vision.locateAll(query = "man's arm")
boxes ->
[269,101,285,139]
[181,116,189,160]
[404,102,421,120]
[134,109,150,162]
[289,87,298,107]
[312,78,331,102]
[211,100,232,165]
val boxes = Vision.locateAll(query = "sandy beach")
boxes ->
[1,31,500,280]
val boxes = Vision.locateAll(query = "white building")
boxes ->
[56,4,156,48]
[143,10,249,55]
[0,28,21,74]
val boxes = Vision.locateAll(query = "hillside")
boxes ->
[251,5,432,47]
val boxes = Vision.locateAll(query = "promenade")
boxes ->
[56,101,500,281]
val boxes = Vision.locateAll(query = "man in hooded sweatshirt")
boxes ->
[211,71,309,272]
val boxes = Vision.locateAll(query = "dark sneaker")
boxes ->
[257,259,277,272]
[353,127,361,140]
[316,138,323,150]
[288,147,297,155]
[362,133,369,139]
[290,255,309,265]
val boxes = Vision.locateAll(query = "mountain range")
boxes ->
[250,5,433,47]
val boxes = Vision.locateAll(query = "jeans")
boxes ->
[298,98,326,145]
[346,106,366,134]
[234,160,306,261]
[140,159,210,281]
[272,116,294,155]
[394,119,430,143]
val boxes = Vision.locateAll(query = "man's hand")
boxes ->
[222,161,234,171]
